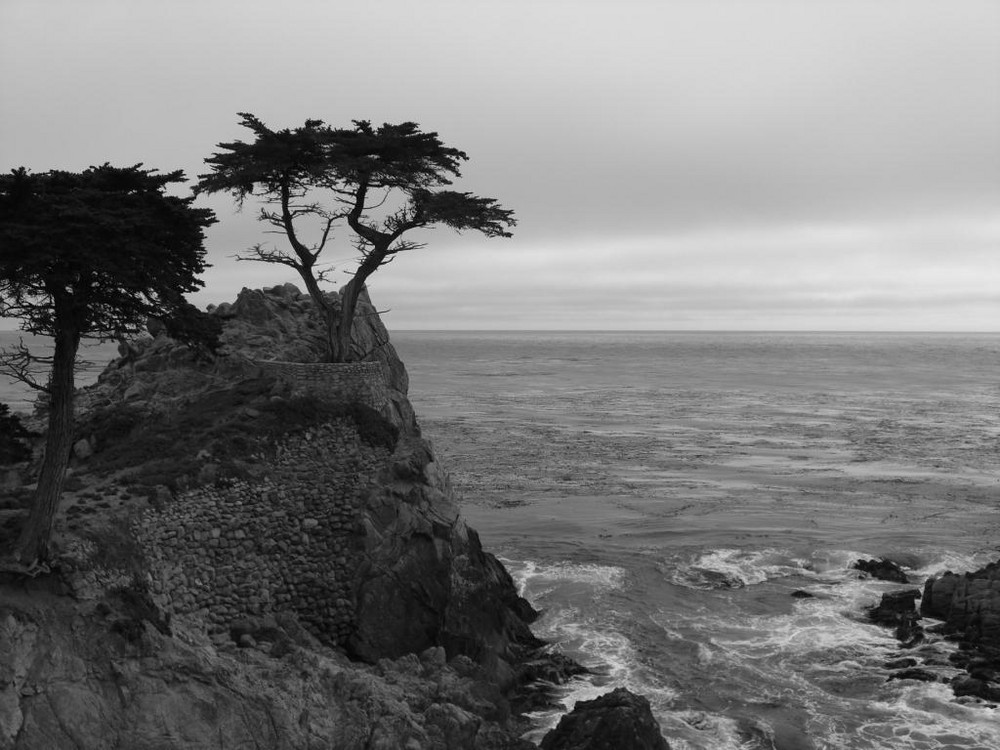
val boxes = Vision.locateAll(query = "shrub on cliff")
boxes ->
[78,380,398,491]
[334,403,399,452]
[0,402,34,464]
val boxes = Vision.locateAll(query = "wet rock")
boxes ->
[952,675,1000,702]
[920,559,1000,703]
[920,560,1000,643]
[887,668,940,683]
[868,589,923,646]
[853,558,909,583]
[790,589,815,599]
[540,687,671,750]
[884,657,918,670]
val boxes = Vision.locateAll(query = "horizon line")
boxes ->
[391,328,1000,335]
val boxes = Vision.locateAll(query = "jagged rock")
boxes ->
[921,560,1000,703]
[0,588,546,750]
[350,446,543,686]
[868,588,923,645]
[540,688,671,750]
[921,561,1000,644]
[853,558,909,583]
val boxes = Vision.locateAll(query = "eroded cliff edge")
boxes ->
[0,284,568,750]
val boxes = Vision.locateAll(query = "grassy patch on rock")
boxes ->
[75,377,399,492]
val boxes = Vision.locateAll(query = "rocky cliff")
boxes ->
[0,284,574,749]
[921,561,1000,702]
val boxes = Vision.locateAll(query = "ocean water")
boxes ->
[391,331,1000,750]
[0,332,119,414]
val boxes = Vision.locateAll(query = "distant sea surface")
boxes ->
[0,332,118,413]
[391,331,1000,750]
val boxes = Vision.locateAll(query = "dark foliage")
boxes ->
[197,114,515,362]
[0,403,34,464]
[0,163,215,563]
[0,165,216,341]
[336,402,399,452]
[158,300,223,356]
[80,378,398,491]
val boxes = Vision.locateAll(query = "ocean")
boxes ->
[3,330,999,748]
[391,331,1000,750]
[0,332,119,414]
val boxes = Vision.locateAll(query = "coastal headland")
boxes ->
[0,284,632,750]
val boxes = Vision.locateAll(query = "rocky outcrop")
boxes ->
[0,584,538,749]
[868,588,923,646]
[0,283,597,748]
[539,688,670,750]
[90,283,416,432]
[921,560,1000,643]
[922,560,1000,703]
[853,558,909,583]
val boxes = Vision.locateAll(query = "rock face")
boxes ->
[921,560,1000,702]
[921,560,1000,644]
[868,588,923,646]
[92,283,416,432]
[0,284,564,748]
[0,585,536,750]
[540,688,671,750]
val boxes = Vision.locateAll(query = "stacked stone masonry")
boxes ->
[255,360,389,413]
[139,419,389,646]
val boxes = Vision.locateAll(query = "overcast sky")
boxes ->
[2,0,998,330]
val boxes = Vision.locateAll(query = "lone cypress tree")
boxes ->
[197,114,515,362]
[0,164,215,566]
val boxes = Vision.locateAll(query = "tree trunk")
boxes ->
[15,321,79,564]
[333,277,363,363]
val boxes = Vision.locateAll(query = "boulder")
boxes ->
[853,558,909,583]
[868,588,923,645]
[540,688,671,750]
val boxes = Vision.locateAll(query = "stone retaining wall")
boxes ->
[139,419,388,645]
[256,360,389,412]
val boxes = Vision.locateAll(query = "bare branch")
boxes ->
[233,245,303,270]
[0,340,51,394]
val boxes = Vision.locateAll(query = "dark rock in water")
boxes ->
[952,675,1000,702]
[540,687,671,750]
[790,589,815,599]
[868,589,921,623]
[868,589,923,646]
[884,657,918,670]
[887,668,940,683]
[853,558,909,583]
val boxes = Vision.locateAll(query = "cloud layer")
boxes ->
[1,0,997,330]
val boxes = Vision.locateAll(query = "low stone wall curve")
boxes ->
[256,360,388,412]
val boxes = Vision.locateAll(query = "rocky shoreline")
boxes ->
[860,556,1000,705]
